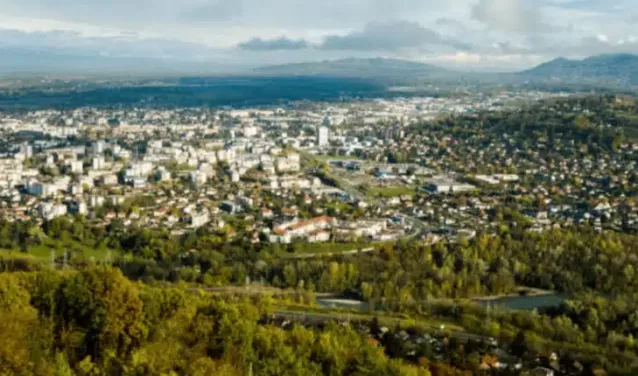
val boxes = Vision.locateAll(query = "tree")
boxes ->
[0,274,45,374]
[611,132,624,152]
[283,264,297,287]
[510,331,528,357]
[57,267,145,364]
[574,115,590,130]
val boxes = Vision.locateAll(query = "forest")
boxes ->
[4,216,638,373]
[432,95,638,150]
[0,266,442,376]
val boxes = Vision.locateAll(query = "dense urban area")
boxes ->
[2,89,638,376]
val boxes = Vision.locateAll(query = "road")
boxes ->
[177,284,495,345]
[269,309,493,345]
[284,247,377,259]
[328,168,428,240]
[297,151,430,259]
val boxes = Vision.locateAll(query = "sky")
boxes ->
[0,0,636,71]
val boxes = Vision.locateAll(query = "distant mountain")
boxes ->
[255,55,638,89]
[4,48,638,91]
[521,54,638,86]
[253,58,451,79]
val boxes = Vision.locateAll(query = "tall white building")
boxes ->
[317,126,329,148]
[92,140,106,155]
[126,162,154,178]
[69,161,83,174]
[92,156,106,170]
[19,143,33,158]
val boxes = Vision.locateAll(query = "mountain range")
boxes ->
[253,57,448,79]
[520,54,638,86]
[1,47,638,88]
[254,54,638,87]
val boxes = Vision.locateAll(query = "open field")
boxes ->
[24,239,119,264]
[275,241,392,259]
[313,154,363,161]
[366,186,416,198]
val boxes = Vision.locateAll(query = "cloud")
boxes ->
[0,0,430,32]
[492,41,530,54]
[0,0,636,71]
[236,20,473,53]
[435,18,468,31]
[238,37,309,50]
[567,36,638,56]
[471,0,546,33]
[0,28,223,60]
[485,33,638,59]
[181,0,243,22]
[319,20,469,51]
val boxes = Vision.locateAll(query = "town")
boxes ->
[3,0,638,373]
[2,90,638,375]
[0,91,636,255]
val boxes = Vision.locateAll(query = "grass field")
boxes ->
[23,239,119,264]
[366,186,416,198]
[276,242,372,258]
[313,154,363,162]
[275,240,397,259]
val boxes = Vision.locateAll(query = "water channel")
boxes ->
[317,293,567,312]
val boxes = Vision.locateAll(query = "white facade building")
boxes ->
[92,140,106,155]
[92,156,106,170]
[69,161,83,174]
[276,153,300,173]
[39,202,68,221]
[317,126,330,148]
[188,212,210,228]
[89,195,105,207]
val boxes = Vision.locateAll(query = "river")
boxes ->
[476,294,567,311]
[317,293,568,313]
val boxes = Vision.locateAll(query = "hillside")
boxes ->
[521,53,638,86]
[254,54,638,89]
[253,57,451,79]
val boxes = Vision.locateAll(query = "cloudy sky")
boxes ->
[0,0,636,71]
